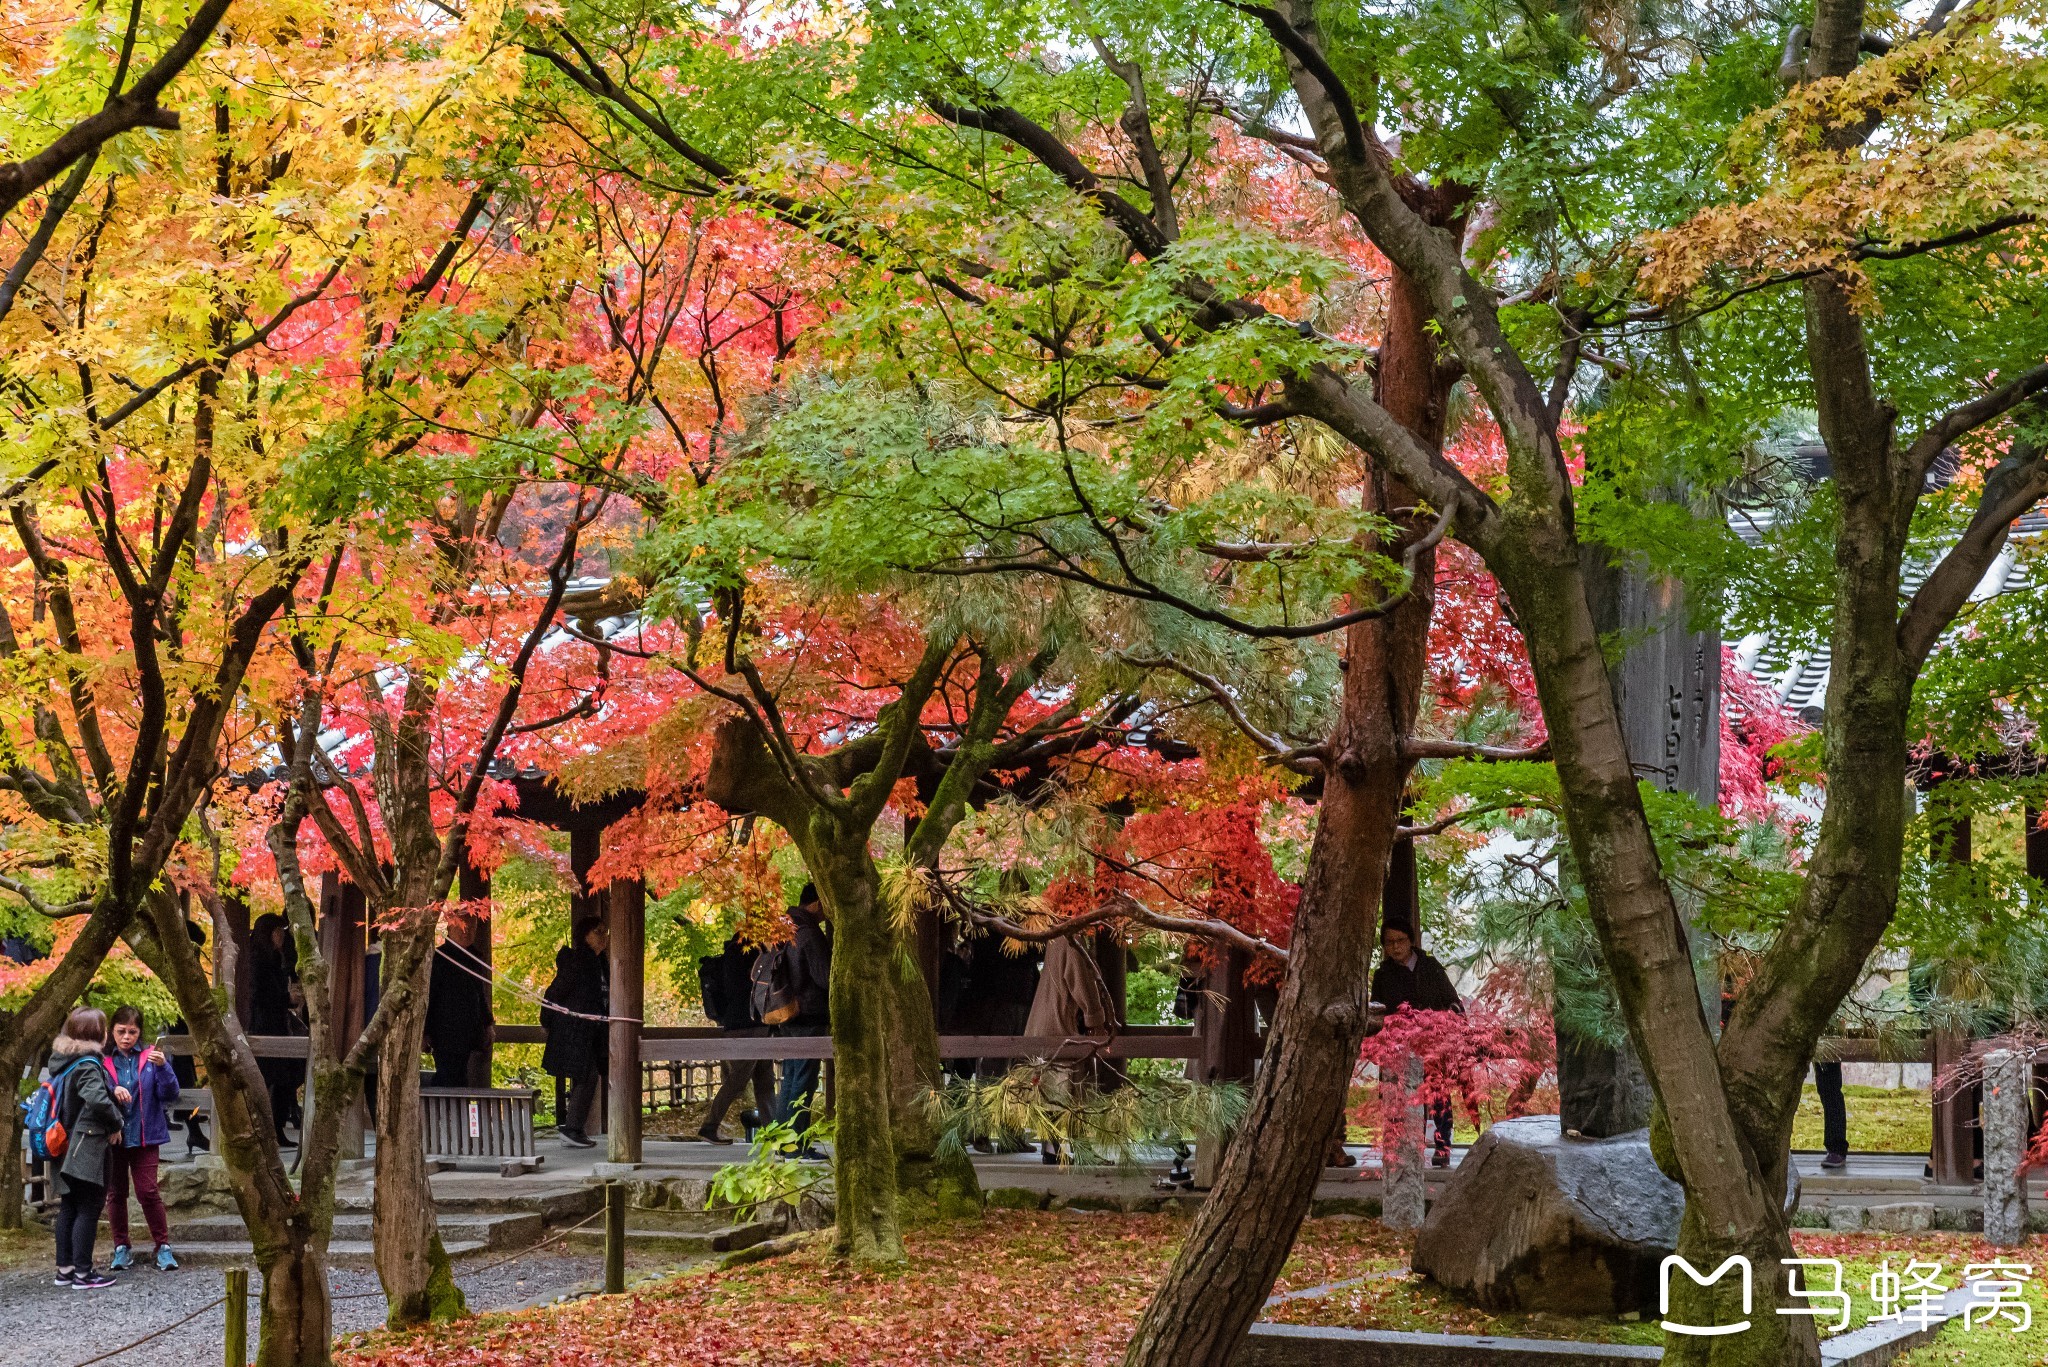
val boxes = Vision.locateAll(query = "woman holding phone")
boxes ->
[103,1005,182,1271]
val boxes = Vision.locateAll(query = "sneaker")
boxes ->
[109,1245,133,1272]
[1820,1152,1848,1171]
[53,1270,73,1287]
[71,1270,116,1290]
[559,1129,596,1149]
[156,1245,179,1271]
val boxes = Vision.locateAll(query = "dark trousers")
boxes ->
[106,1144,170,1248]
[1814,1061,1848,1155]
[775,1023,828,1133]
[706,1030,775,1132]
[56,1179,105,1270]
[432,1050,474,1088]
[562,1069,603,1136]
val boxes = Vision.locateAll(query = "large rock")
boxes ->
[1413,1115,1681,1315]
[157,1154,238,1214]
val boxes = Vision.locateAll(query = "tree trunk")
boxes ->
[1491,537,1821,1367]
[372,920,466,1327]
[1122,258,1448,1367]
[0,1107,23,1230]
[810,833,906,1266]
[254,1235,337,1367]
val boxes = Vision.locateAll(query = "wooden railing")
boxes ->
[163,1024,1201,1063]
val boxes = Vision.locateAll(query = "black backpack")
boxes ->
[750,944,802,1026]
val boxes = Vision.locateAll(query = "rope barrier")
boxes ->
[431,944,642,1026]
[327,1201,614,1300]
[61,1294,227,1367]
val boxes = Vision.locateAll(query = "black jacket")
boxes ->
[1371,950,1463,1015]
[787,911,831,1026]
[426,941,492,1061]
[541,942,609,1077]
[699,936,760,1031]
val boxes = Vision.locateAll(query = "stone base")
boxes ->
[1413,1115,1682,1315]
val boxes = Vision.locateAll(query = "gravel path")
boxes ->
[0,1246,689,1367]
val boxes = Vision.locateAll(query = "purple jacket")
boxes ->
[106,1044,182,1148]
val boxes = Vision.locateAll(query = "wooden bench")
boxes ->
[419,1086,542,1176]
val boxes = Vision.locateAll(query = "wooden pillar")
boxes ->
[222,891,254,1029]
[459,853,494,1088]
[569,823,605,1136]
[1930,811,1976,1185]
[1193,948,1259,1188]
[318,872,368,1159]
[2029,809,2048,1139]
[1094,926,1128,1027]
[606,874,645,1165]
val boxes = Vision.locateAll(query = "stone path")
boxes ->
[0,1246,685,1367]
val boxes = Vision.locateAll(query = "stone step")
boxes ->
[173,1210,544,1250]
[168,1238,490,1266]
[558,1218,778,1257]
[348,1184,602,1223]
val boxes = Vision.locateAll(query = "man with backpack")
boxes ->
[696,933,772,1144]
[754,885,831,1154]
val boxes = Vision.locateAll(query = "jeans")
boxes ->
[562,1069,603,1137]
[56,1179,105,1271]
[775,1023,828,1134]
[1814,1061,1848,1156]
[106,1144,171,1248]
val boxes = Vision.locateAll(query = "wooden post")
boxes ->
[1930,813,1976,1185]
[603,1181,626,1293]
[221,892,254,1029]
[607,876,645,1165]
[317,873,368,1159]
[1192,947,1259,1189]
[569,824,606,1137]
[459,853,494,1089]
[224,1267,249,1367]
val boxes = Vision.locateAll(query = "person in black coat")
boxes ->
[542,918,610,1147]
[425,920,493,1088]
[771,888,832,1143]
[696,934,772,1143]
[246,913,305,1146]
[1369,920,1463,1167]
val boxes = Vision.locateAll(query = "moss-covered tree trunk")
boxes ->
[371,918,466,1327]
[807,833,909,1264]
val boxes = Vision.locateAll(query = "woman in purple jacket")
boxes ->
[104,1006,181,1271]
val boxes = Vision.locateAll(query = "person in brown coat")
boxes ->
[1025,934,1121,1163]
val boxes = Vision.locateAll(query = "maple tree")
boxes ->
[511,0,1519,1323]
[0,0,239,1230]
[516,4,2048,1365]
[0,1,630,1360]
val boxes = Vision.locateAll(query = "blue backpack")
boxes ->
[20,1057,100,1162]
